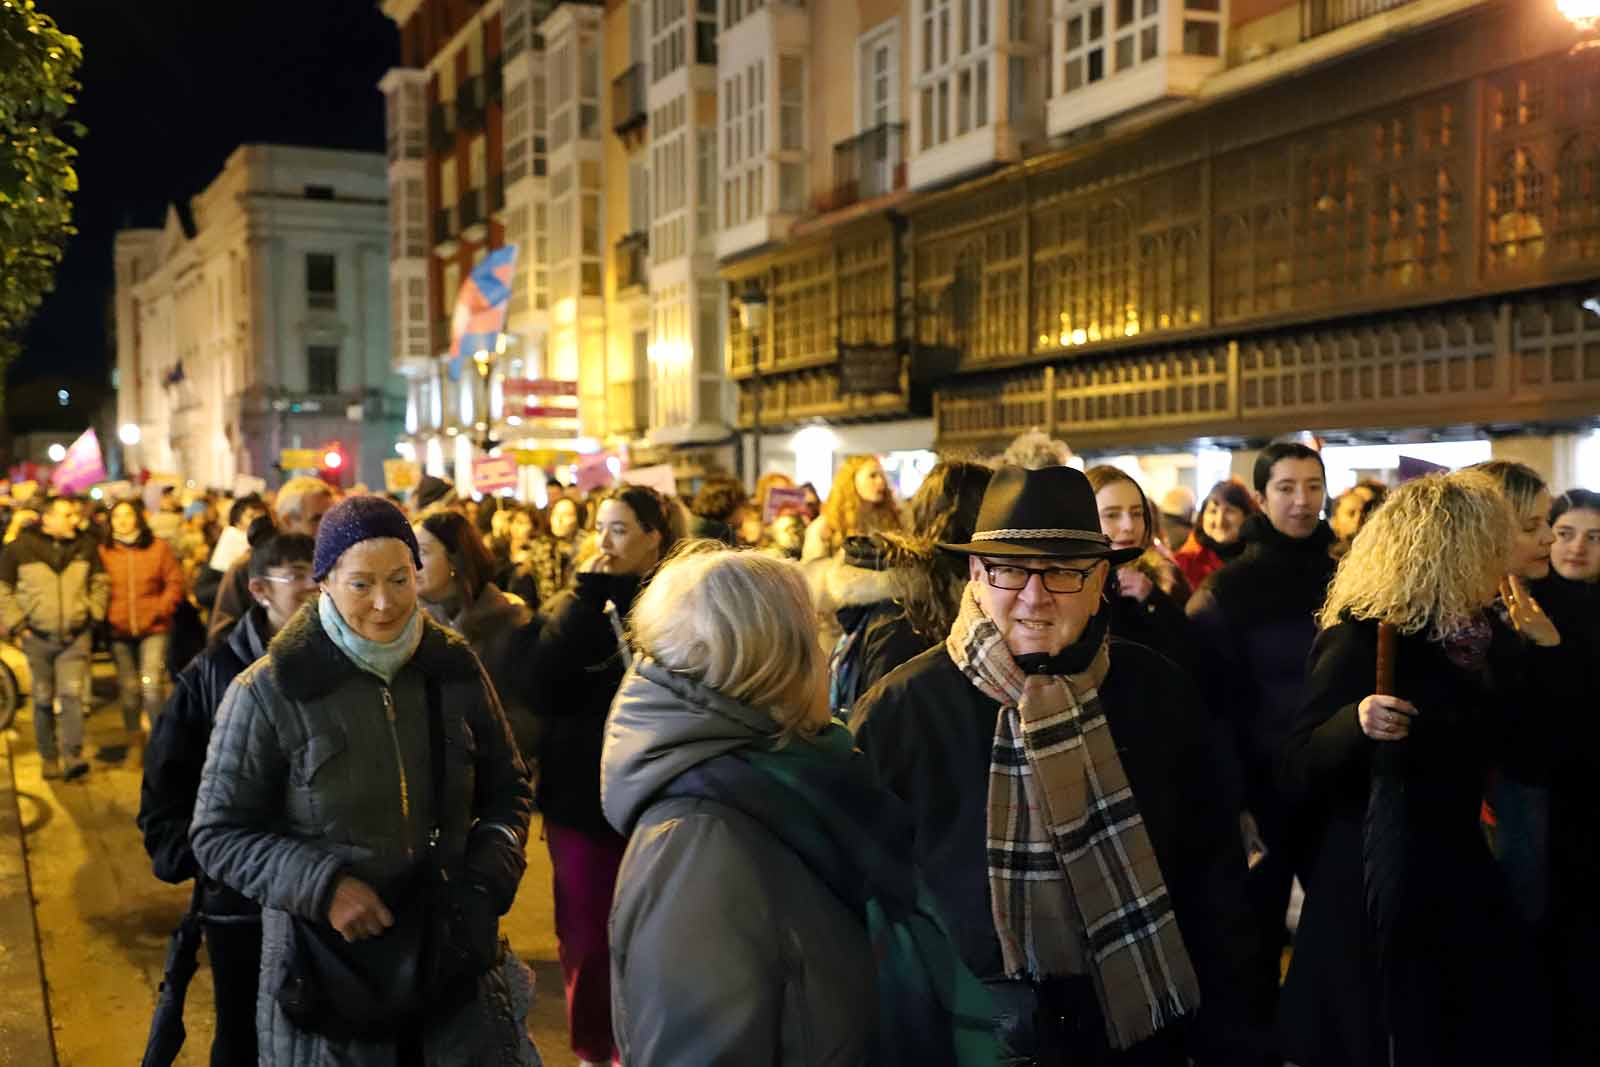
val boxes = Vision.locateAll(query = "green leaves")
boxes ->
[0,0,83,372]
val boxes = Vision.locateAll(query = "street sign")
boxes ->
[502,378,578,396]
[511,449,578,467]
[471,454,519,493]
[622,464,677,496]
[280,448,318,470]
[763,485,810,523]
[383,459,422,492]
[837,344,903,396]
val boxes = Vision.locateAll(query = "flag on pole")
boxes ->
[448,245,519,381]
[50,428,108,495]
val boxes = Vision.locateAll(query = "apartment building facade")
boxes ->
[383,0,737,493]
[113,146,401,489]
[720,0,1600,487]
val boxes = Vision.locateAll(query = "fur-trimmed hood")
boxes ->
[266,599,484,702]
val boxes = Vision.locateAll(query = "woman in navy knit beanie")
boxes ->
[189,492,541,1066]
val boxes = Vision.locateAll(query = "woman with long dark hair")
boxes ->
[517,484,683,1067]
[414,508,536,760]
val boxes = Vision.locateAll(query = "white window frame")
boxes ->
[856,20,901,132]
[913,0,992,154]
[1059,0,1107,95]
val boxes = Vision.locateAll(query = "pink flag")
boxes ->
[50,429,108,495]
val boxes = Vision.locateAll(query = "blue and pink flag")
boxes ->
[50,428,108,495]
[448,245,519,381]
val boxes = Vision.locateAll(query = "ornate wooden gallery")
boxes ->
[917,3,1600,453]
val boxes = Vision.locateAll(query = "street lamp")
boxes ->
[472,346,500,452]
[47,443,67,463]
[1559,0,1600,48]
[738,286,769,485]
[118,423,141,446]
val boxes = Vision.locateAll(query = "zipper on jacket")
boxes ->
[126,547,139,635]
[379,686,414,860]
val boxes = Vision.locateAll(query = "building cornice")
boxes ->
[380,0,425,26]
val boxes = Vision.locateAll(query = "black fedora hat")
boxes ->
[938,464,1143,564]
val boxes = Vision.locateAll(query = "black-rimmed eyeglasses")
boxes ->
[979,560,1101,594]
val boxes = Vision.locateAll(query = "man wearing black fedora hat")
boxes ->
[852,464,1263,1066]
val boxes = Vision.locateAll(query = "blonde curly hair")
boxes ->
[1318,470,1513,640]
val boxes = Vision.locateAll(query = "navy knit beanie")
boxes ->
[312,495,423,581]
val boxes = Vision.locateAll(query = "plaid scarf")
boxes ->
[945,583,1201,1050]
[663,724,999,1066]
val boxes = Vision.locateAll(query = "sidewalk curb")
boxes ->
[0,729,59,1067]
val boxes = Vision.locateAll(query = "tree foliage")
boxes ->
[0,0,83,372]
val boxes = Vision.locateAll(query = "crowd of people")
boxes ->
[2,431,1596,1066]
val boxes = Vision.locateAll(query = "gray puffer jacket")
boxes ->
[602,658,876,1066]
[191,604,538,1067]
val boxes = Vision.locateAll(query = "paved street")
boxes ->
[2,660,571,1066]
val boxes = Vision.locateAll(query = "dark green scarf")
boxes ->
[663,723,999,1066]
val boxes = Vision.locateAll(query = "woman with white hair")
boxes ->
[601,545,996,1066]
[1275,470,1547,1067]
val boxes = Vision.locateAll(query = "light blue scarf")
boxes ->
[318,593,424,684]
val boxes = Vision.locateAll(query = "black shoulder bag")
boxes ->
[275,678,501,1041]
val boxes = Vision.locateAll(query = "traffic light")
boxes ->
[320,443,346,484]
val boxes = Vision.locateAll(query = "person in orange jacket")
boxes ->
[100,499,186,754]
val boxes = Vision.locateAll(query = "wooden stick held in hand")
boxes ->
[1376,622,1397,697]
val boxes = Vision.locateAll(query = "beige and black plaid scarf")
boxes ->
[945,583,1201,1050]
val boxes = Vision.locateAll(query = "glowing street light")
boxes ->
[118,423,142,446]
[1559,0,1600,48]
[47,443,67,462]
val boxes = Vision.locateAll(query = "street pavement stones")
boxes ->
[4,660,570,1066]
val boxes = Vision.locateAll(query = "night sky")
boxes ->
[16,1,398,396]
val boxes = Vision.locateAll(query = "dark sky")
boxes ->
[16,0,398,389]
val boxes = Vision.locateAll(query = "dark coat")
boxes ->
[517,572,639,836]
[852,639,1260,1064]
[1187,515,1336,841]
[138,607,270,917]
[1105,577,1198,683]
[190,604,537,1067]
[432,582,540,764]
[1275,618,1546,1067]
[1535,576,1600,902]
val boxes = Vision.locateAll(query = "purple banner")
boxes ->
[50,429,108,495]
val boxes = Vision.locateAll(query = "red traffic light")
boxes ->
[321,446,344,470]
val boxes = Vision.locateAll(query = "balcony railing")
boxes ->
[429,101,456,152]
[829,122,907,211]
[488,172,505,214]
[433,207,454,245]
[612,64,647,136]
[1300,0,1416,39]
[459,188,484,233]
[616,231,648,290]
[459,75,486,132]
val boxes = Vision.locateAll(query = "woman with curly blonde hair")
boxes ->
[1277,470,1548,1067]
[801,455,904,561]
